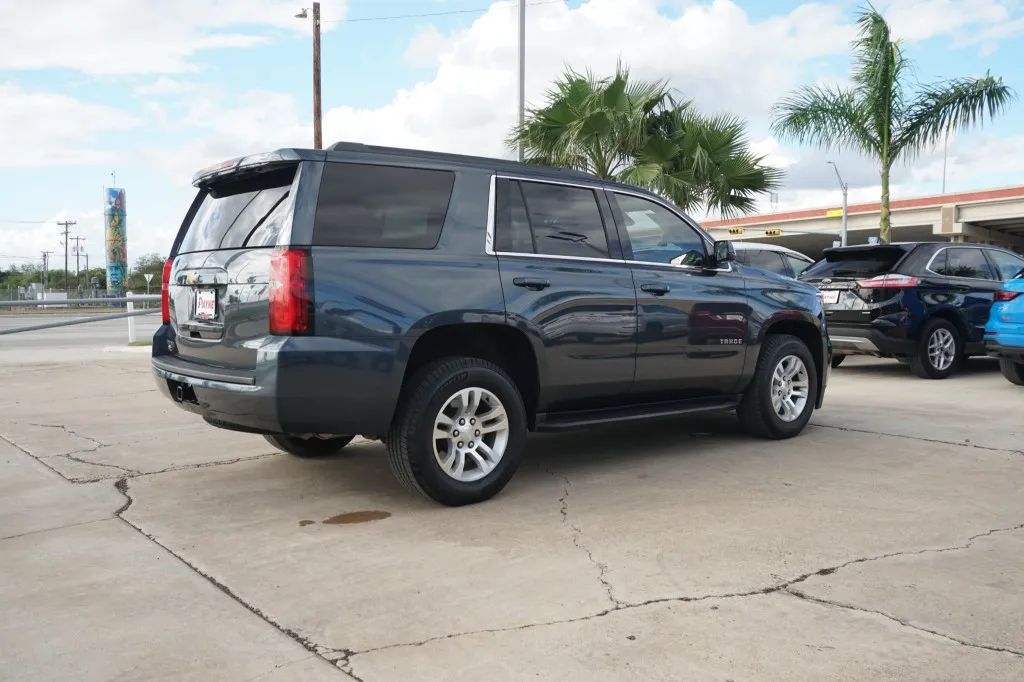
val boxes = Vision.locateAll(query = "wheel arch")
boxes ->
[759,313,827,409]
[401,323,541,428]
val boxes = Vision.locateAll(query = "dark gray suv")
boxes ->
[153,143,831,506]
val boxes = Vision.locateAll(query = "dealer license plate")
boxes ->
[820,290,840,305]
[194,289,216,320]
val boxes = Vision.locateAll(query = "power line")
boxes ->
[322,0,561,24]
[0,219,55,224]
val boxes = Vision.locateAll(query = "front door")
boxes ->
[606,190,749,399]
[493,177,637,410]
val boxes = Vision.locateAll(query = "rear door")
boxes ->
[930,247,1003,345]
[169,160,303,370]
[800,245,913,327]
[493,177,637,409]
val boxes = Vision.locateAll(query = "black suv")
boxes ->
[800,242,1024,379]
[152,143,830,506]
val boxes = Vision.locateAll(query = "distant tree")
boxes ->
[508,64,782,218]
[771,3,1015,243]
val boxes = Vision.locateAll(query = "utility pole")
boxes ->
[517,0,526,162]
[41,250,54,290]
[295,3,322,149]
[70,236,86,289]
[941,131,949,194]
[57,221,76,294]
[313,2,322,150]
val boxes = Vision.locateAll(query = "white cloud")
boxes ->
[0,0,349,76]
[402,25,448,68]
[0,84,139,167]
[133,78,195,96]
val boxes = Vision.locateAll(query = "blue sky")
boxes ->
[1,0,1022,270]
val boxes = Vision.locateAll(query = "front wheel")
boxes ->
[1000,358,1024,386]
[738,334,818,439]
[910,319,961,379]
[386,357,528,506]
[264,434,354,458]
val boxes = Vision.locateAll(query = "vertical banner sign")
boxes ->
[104,188,127,292]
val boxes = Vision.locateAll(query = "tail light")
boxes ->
[269,248,312,335]
[857,274,919,289]
[995,289,1021,302]
[161,258,173,324]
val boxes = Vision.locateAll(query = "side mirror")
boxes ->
[712,240,736,267]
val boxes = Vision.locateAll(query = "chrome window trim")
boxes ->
[484,173,731,272]
[925,246,997,281]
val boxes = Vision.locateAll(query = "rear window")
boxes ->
[800,246,908,279]
[313,162,455,249]
[178,165,298,254]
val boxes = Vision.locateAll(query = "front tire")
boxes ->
[738,334,818,439]
[264,434,354,457]
[1000,358,1024,386]
[910,319,961,379]
[386,357,528,506]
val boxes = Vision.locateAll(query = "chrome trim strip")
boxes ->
[485,173,731,271]
[494,251,623,265]
[829,336,880,352]
[925,246,999,281]
[485,174,496,255]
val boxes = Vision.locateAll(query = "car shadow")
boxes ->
[836,356,1000,378]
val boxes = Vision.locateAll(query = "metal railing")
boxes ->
[0,295,160,339]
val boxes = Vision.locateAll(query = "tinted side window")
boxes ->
[785,254,811,277]
[987,249,1024,280]
[934,248,995,280]
[494,179,535,253]
[747,249,789,276]
[314,163,455,248]
[519,181,610,259]
[612,193,706,267]
[179,165,297,254]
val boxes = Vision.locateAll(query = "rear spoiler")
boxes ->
[821,244,912,259]
[191,150,305,188]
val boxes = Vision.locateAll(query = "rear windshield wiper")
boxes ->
[544,231,589,243]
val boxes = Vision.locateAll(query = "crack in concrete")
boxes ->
[784,588,1024,657]
[1,517,112,541]
[812,422,1014,453]
[60,451,141,476]
[111,478,353,678]
[547,468,624,609]
[27,422,109,449]
[341,521,1024,668]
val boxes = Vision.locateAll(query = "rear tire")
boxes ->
[386,357,528,506]
[738,334,818,440]
[830,355,845,369]
[264,434,354,458]
[910,319,961,379]
[1000,358,1024,386]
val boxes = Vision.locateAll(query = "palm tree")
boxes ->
[508,64,781,218]
[771,3,1015,243]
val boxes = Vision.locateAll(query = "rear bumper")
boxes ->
[828,325,916,358]
[985,337,1024,362]
[151,326,403,437]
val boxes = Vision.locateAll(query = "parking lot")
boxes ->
[2,353,1022,681]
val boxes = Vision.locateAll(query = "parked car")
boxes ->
[799,241,1024,378]
[152,143,830,506]
[732,241,814,279]
[985,271,1024,385]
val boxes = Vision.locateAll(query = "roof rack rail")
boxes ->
[325,140,598,180]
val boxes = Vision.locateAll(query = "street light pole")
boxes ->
[828,162,848,247]
[517,0,526,162]
[295,4,322,149]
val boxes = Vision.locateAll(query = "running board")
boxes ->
[534,396,740,432]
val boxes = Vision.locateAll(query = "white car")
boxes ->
[732,241,814,279]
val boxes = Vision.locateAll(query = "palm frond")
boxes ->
[770,84,878,155]
[894,73,1017,159]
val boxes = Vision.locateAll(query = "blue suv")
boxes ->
[801,242,1024,379]
[985,272,1024,385]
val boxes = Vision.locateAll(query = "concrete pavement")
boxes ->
[1,355,1022,681]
